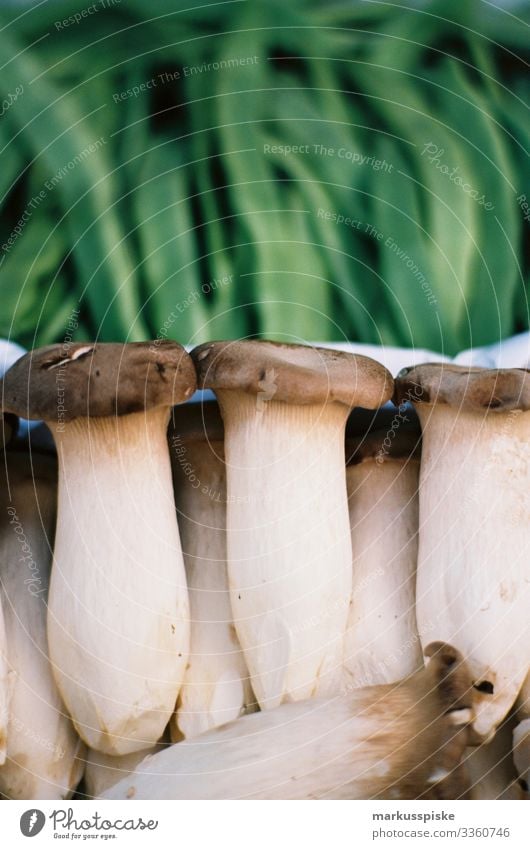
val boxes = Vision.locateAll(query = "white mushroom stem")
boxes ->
[415,405,530,738]
[171,437,254,740]
[0,416,15,764]
[101,643,475,800]
[0,453,85,799]
[47,408,190,755]
[217,392,352,709]
[0,593,8,765]
[343,455,422,687]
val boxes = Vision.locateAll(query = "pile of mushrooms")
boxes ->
[0,341,528,800]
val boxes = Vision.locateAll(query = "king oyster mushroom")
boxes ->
[0,591,6,767]
[0,412,17,764]
[169,401,255,739]
[2,342,196,754]
[0,447,85,799]
[101,642,476,800]
[191,341,393,709]
[394,363,530,739]
[343,408,423,687]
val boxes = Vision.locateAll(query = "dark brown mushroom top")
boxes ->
[1,341,197,422]
[192,340,393,410]
[346,407,421,465]
[169,400,224,443]
[394,363,530,412]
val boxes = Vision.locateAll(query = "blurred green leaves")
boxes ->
[0,0,528,353]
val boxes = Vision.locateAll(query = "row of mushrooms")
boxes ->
[0,339,528,799]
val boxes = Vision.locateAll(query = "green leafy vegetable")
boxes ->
[0,0,527,352]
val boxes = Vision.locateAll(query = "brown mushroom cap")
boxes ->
[394,363,530,412]
[1,341,197,422]
[169,400,224,443]
[192,340,393,410]
[346,406,421,465]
